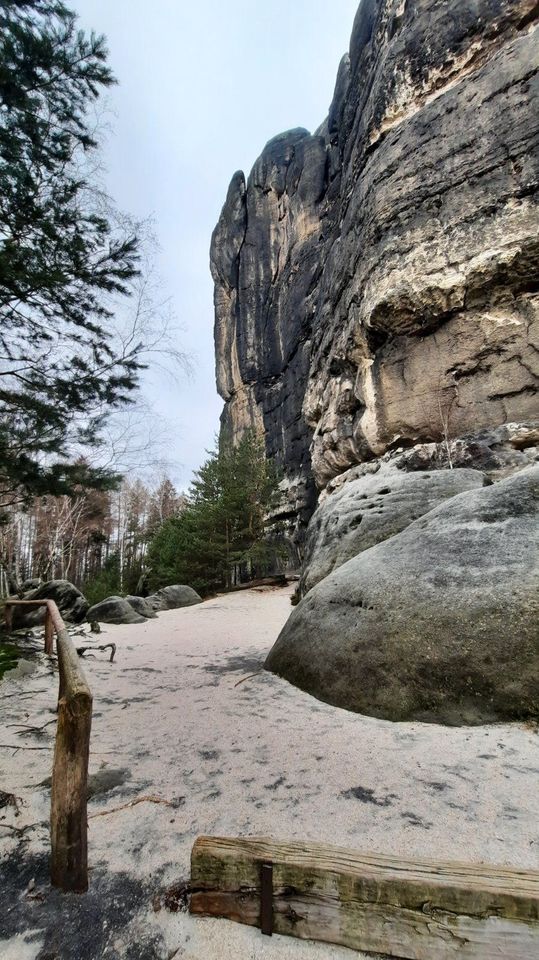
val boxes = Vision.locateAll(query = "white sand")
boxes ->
[1,584,538,959]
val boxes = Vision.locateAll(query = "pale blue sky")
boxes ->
[72,0,360,487]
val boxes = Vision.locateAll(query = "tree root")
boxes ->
[76,643,116,663]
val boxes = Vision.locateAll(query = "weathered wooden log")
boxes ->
[190,836,539,960]
[50,627,92,893]
[224,576,288,593]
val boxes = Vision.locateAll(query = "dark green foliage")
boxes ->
[0,1,142,508]
[81,551,121,606]
[147,433,283,596]
[0,641,19,679]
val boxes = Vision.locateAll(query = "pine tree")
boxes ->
[147,433,282,596]
[0,1,143,512]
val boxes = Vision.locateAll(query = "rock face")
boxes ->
[86,597,147,626]
[301,466,486,594]
[266,467,539,724]
[146,585,202,611]
[11,580,88,627]
[212,0,539,547]
[211,132,324,548]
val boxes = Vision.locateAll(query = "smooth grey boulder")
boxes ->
[266,467,539,725]
[301,466,486,594]
[125,596,158,619]
[86,597,146,625]
[11,579,89,627]
[146,585,202,611]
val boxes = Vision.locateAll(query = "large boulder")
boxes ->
[266,467,539,725]
[146,585,202,611]
[125,596,158,619]
[301,466,486,594]
[86,597,147,625]
[11,580,88,628]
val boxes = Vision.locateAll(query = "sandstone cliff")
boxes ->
[212,0,539,549]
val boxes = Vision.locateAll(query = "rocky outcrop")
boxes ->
[266,467,539,724]
[146,585,202,611]
[211,131,325,548]
[301,465,486,594]
[212,0,539,548]
[11,580,88,627]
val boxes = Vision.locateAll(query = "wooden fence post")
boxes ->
[44,603,54,655]
[50,628,92,893]
[3,597,93,892]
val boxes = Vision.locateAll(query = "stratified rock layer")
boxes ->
[266,467,539,724]
[212,0,539,542]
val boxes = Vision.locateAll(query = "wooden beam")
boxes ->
[190,836,539,960]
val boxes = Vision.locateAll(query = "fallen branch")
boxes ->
[76,643,116,663]
[234,670,264,688]
[0,743,51,751]
[89,795,175,819]
[7,719,56,736]
[0,821,41,837]
[0,689,50,700]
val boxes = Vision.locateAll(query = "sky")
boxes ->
[72,0,360,489]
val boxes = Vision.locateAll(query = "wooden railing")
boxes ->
[4,598,92,892]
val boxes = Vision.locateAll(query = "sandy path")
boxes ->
[1,584,538,959]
